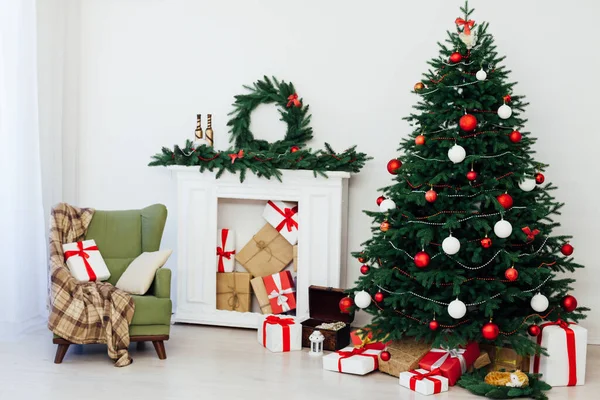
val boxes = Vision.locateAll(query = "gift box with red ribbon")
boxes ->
[257,315,302,352]
[262,200,298,245]
[350,327,391,348]
[216,229,236,273]
[399,368,449,395]
[323,343,385,375]
[62,240,111,282]
[418,342,480,386]
[530,319,587,387]
[262,271,296,314]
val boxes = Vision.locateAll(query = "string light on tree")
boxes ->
[519,178,536,192]
[530,293,549,312]
[482,320,500,340]
[379,198,396,212]
[476,68,487,81]
[448,298,467,319]
[442,234,461,255]
[387,159,402,174]
[448,144,467,163]
[354,290,372,309]
[561,243,574,256]
[494,218,513,238]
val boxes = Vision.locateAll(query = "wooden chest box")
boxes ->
[301,286,353,351]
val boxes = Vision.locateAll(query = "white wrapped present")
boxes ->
[257,315,302,353]
[262,200,298,245]
[62,240,111,282]
[531,320,587,386]
[399,368,449,395]
[216,228,236,273]
[323,345,384,375]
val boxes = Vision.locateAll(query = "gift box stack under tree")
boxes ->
[378,338,432,378]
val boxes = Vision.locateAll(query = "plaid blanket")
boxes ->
[47,203,135,367]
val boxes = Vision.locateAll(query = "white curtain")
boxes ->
[0,0,48,338]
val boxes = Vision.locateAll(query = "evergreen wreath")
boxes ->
[149,76,370,182]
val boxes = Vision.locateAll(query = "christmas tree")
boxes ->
[348,2,588,355]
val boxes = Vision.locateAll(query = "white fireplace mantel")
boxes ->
[169,166,351,328]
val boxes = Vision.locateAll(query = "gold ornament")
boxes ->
[194,114,203,139]
[380,221,390,232]
[205,114,214,147]
[414,82,425,92]
[484,370,529,388]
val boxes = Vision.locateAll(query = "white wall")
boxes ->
[55,0,600,339]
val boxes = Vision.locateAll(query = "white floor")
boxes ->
[0,324,595,400]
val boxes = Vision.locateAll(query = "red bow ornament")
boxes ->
[455,18,475,35]
[522,226,540,242]
[64,241,99,281]
[287,93,301,108]
[229,149,244,164]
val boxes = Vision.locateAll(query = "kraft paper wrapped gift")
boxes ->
[530,320,587,387]
[257,315,302,352]
[323,344,385,375]
[236,223,293,277]
[250,276,273,314]
[399,368,449,396]
[293,245,298,272]
[62,240,111,282]
[378,338,432,378]
[216,272,251,312]
[262,200,298,245]
[216,228,236,273]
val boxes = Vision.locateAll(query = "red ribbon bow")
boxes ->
[64,241,99,281]
[229,149,244,164]
[267,201,298,233]
[533,319,578,386]
[408,369,443,393]
[522,226,540,242]
[216,229,235,273]
[455,18,475,35]
[336,343,382,372]
[287,93,301,108]
[263,315,296,352]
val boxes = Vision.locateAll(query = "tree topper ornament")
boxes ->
[456,18,477,49]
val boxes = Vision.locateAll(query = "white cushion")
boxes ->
[116,250,173,295]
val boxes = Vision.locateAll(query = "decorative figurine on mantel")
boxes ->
[205,113,214,147]
[309,330,325,356]
[193,114,203,148]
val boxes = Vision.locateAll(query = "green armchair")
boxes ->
[53,204,172,363]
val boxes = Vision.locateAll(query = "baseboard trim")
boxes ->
[0,315,46,340]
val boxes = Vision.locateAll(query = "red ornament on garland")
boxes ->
[429,319,440,331]
[360,265,370,275]
[339,296,353,314]
[449,52,463,63]
[387,159,402,174]
[290,145,300,153]
[482,321,500,340]
[374,292,385,303]
[535,173,545,184]
[509,130,522,143]
[376,196,386,206]
[466,170,478,181]
[414,251,431,268]
[481,236,493,249]
[459,114,477,131]
[415,135,426,146]
[496,193,514,210]
[425,189,438,203]
[561,295,578,312]
[380,221,390,232]
[561,243,574,256]
[380,351,391,362]
[528,324,541,337]
[505,266,518,282]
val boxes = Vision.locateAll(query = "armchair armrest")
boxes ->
[152,268,171,298]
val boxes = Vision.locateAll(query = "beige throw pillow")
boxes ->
[116,250,173,295]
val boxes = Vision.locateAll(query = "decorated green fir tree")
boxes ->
[348,2,587,356]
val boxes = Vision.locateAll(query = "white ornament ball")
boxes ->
[448,144,467,164]
[448,299,467,319]
[442,235,461,255]
[518,178,536,192]
[457,88,464,94]
[476,69,487,81]
[531,293,549,313]
[354,290,372,309]
[498,104,513,119]
[379,199,396,213]
[494,219,513,238]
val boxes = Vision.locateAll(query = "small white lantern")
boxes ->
[309,330,325,356]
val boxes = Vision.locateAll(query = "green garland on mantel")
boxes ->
[149,76,371,182]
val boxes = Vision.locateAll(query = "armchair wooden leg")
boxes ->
[152,340,167,360]
[54,343,71,364]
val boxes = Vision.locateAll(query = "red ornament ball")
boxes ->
[496,193,514,210]
[290,146,300,153]
[561,295,578,312]
[380,351,391,362]
[374,292,385,303]
[466,170,478,181]
[339,297,354,314]
[505,267,519,282]
[509,130,522,143]
[415,134,426,146]
[449,52,463,63]
[528,324,541,337]
[376,196,386,206]
[360,265,370,275]
[481,237,493,249]
[425,189,438,203]
[482,321,500,340]
[535,173,545,184]
[414,251,431,268]
[429,320,440,331]
[459,114,477,131]
[380,221,390,232]
[387,159,402,174]
[561,243,574,256]
[357,256,366,263]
